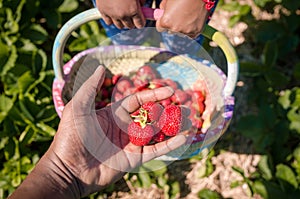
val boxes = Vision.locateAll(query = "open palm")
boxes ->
[50,66,188,197]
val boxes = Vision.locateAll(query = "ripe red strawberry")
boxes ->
[132,75,149,89]
[193,90,205,103]
[112,74,122,85]
[132,65,160,88]
[197,102,205,115]
[103,77,112,87]
[123,87,136,97]
[163,78,178,90]
[158,104,183,136]
[153,131,165,143]
[127,121,154,146]
[136,65,159,80]
[112,91,123,102]
[159,98,172,107]
[148,79,166,89]
[141,102,164,122]
[116,77,133,93]
[189,106,203,129]
[171,89,190,104]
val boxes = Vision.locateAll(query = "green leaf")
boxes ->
[282,0,300,12]
[258,155,273,180]
[290,88,300,108]
[35,105,58,122]
[0,40,10,68]
[239,61,264,76]
[221,1,240,12]
[58,0,79,13]
[275,164,298,189]
[278,35,299,57]
[6,105,25,126]
[287,107,300,134]
[232,166,245,176]
[34,49,47,73]
[42,9,61,29]
[68,37,88,52]
[142,160,167,175]
[289,120,300,134]
[264,70,289,89]
[19,126,35,145]
[0,45,17,77]
[170,181,180,199]
[253,0,273,8]
[198,188,222,199]
[18,99,35,122]
[253,180,286,199]
[4,137,16,160]
[236,115,265,137]
[80,21,101,38]
[259,104,276,129]
[22,24,48,45]
[17,71,35,94]
[228,15,241,27]
[2,8,19,34]
[278,89,291,109]
[36,122,56,137]
[254,21,285,43]
[293,145,300,162]
[293,63,300,80]
[239,5,251,15]
[137,168,152,188]
[262,41,278,67]
[230,180,242,188]
[0,95,14,123]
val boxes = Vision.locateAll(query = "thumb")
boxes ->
[159,0,167,9]
[72,65,105,114]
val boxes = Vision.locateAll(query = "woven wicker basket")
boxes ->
[52,8,238,161]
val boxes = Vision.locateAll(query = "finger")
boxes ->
[180,106,191,117]
[110,87,174,132]
[102,15,113,26]
[142,134,188,162]
[72,66,105,114]
[112,19,124,29]
[159,0,167,9]
[121,86,174,113]
[139,0,146,5]
[122,17,135,29]
[155,19,167,33]
[132,13,145,29]
[181,116,192,132]
[185,32,200,39]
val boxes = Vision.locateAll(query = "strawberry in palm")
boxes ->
[128,122,154,146]
[128,101,163,146]
[159,104,183,136]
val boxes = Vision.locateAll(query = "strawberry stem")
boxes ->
[131,107,149,128]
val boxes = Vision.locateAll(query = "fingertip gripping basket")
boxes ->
[52,8,238,161]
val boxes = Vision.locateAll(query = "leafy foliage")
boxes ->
[219,0,300,198]
[0,0,91,198]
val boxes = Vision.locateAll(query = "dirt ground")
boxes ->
[104,1,265,198]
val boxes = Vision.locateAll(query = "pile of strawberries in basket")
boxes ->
[95,65,206,146]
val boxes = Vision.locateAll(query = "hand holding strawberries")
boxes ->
[9,65,191,199]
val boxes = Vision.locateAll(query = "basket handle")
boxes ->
[52,8,238,97]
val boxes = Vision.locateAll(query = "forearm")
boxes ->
[8,150,81,199]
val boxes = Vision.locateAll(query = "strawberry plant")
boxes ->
[218,0,300,198]
[0,0,91,198]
